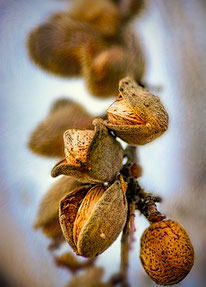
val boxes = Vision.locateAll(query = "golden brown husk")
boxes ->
[70,0,120,37]
[59,185,91,253]
[59,180,128,258]
[81,27,145,98]
[51,118,123,183]
[106,77,169,145]
[27,13,103,77]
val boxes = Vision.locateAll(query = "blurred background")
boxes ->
[0,0,205,286]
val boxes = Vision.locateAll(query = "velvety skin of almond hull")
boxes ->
[59,180,128,258]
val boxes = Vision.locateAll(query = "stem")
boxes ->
[120,211,130,287]
[124,145,138,164]
[120,201,136,287]
[129,202,136,246]
[137,189,165,222]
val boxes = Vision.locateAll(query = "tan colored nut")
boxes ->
[107,96,145,126]
[59,185,91,253]
[106,77,169,145]
[73,185,105,246]
[51,118,124,183]
[59,180,128,258]
[64,130,95,167]
[33,177,82,240]
[28,98,93,157]
[140,220,194,285]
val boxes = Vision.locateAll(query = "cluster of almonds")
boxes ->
[27,0,145,97]
[27,1,194,285]
[31,77,194,285]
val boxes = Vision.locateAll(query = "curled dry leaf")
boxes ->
[51,118,123,183]
[140,220,194,285]
[33,177,82,242]
[59,180,128,258]
[66,266,104,287]
[70,0,120,37]
[27,12,103,77]
[28,98,93,157]
[54,251,95,273]
[106,77,169,145]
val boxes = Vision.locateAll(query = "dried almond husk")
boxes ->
[70,0,120,37]
[82,27,145,98]
[117,0,145,21]
[27,13,104,77]
[28,98,93,157]
[106,77,169,145]
[59,185,91,253]
[33,177,82,241]
[51,118,124,183]
[59,179,128,258]
[82,45,128,98]
[140,219,194,285]
[122,27,145,84]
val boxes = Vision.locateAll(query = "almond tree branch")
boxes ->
[120,215,130,287]
[129,201,136,245]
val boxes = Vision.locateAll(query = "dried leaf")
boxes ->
[66,267,104,287]
[54,251,95,273]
